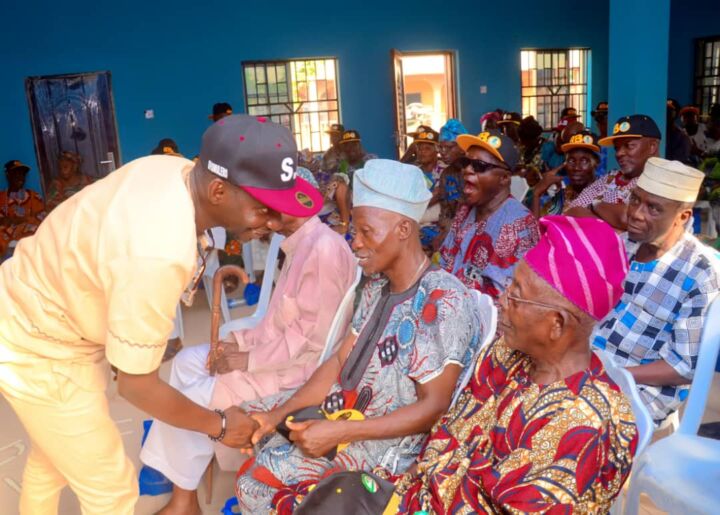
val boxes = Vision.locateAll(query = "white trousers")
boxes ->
[139,344,216,490]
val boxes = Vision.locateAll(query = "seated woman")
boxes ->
[531,130,600,217]
[235,159,483,513]
[1,160,46,257]
[273,215,639,514]
[46,151,94,211]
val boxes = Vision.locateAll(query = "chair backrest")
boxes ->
[596,350,654,455]
[201,227,229,282]
[208,227,227,250]
[380,290,497,474]
[678,297,720,436]
[318,266,363,365]
[450,290,498,407]
[217,233,285,338]
[510,176,529,201]
[254,233,285,314]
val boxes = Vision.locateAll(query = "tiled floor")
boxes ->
[0,294,717,514]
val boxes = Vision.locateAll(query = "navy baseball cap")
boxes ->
[599,114,662,145]
[198,114,322,217]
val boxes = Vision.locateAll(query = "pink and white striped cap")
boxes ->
[524,215,629,321]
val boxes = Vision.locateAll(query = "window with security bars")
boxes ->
[520,48,590,130]
[242,58,340,153]
[694,36,720,115]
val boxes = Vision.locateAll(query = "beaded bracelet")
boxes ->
[208,409,226,442]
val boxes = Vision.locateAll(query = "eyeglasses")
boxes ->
[457,157,510,174]
[501,278,580,320]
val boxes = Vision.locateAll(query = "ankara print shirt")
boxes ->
[439,198,539,299]
[393,339,638,514]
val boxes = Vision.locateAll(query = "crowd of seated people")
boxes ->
[8,99,720,513]
[2,151,95,260]
[128,106,719,515]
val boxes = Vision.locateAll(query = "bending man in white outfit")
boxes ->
[0,115,322,514]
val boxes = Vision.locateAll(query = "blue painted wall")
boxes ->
[2,0,609,193]
[667,0,720,107]
[608,0,670,156]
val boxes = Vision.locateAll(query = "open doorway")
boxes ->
[392,50,457,158]
[25,71,121,198]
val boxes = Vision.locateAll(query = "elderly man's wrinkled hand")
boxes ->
[287,419,343,459]
[214,351,249,375]
[206,340,242,374]
[249,410,283,445]
[222,406,259,449]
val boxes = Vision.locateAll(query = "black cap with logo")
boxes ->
[561,129,600,153]
[339,130,361,144]
[414,128,440,145]
[326,123,345,134]
[198,114,322,217]
[497,112,522,125]
[599,114,662,146]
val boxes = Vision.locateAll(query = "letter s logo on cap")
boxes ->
[280,157,296,182]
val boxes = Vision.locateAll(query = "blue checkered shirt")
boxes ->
[592,232,720,422]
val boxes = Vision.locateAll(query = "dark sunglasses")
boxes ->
[457,157,510,173]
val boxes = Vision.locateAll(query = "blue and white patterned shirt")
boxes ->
[591,232,720,422]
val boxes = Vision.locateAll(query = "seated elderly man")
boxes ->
[235,159,482,513]
[439,130,539,299]
[139,201,357,514]
[592,157,720,423]
[274,215,638,514]
[566,114,660,230]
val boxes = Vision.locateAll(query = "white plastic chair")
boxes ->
[596,351,655,456]
[169,304,184,340]
[510,176,529,201]
[218,233,284,339]
[242,241,256,283]
[654,410,679,434]
[624,298,720,515]
[451,290,497,406]
[694,200,718,238]
[202,228,230,323]
[318,266,363,365]
[594,351,655,515]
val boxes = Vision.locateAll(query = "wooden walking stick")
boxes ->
[207,264,249,376]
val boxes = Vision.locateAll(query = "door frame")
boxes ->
[391,49,458,158]
[24,70,122,197]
